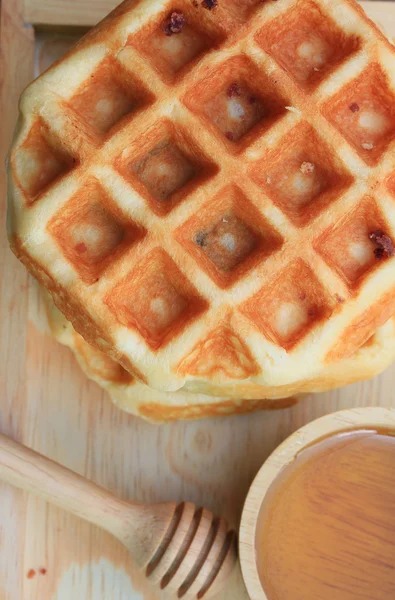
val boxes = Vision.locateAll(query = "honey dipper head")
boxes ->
[143,502,237,598]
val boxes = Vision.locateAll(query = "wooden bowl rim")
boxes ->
[239,406,395,600]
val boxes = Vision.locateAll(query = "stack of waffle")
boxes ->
[8,0,395,421]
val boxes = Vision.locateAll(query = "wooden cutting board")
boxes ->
[0,2,394,599]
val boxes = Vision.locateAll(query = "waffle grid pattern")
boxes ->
[45,293,395,421]
[9,0,395,394]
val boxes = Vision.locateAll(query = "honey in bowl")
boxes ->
[256,428,395,600]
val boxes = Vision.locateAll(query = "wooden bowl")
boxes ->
[239,406,395,600]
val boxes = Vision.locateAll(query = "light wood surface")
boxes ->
[239,407,395,600]
[1,2,395,600]
[21,0,395,29]
[0,1,35,599]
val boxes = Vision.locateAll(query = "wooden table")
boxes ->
[0,2,394,599]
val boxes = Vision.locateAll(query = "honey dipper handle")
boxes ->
[0,432,139,540]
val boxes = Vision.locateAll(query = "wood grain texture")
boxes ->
[21,1,395,29]
[1,3,395,600]
[0,1,34,599]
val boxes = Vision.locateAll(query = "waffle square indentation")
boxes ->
[130,4,226,83]
[240,259,332,349]
[250,123,353,227]
[115,120,218,216]
[222,0,272,24]
[323,64,395,165]
[314,197,393,288]
[256,0,360,89]
[48,179,145,284]
[176,184,283,288]
[183,55,289,152]
[105,248,208,349]
[69,57,154,137]
[12,120,76,205]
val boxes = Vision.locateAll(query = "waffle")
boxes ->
[45,293,395,422]
[8,0,395,399]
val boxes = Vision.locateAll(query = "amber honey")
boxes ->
[256,428,395,600]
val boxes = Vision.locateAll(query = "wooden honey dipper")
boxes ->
[0,433,237,598]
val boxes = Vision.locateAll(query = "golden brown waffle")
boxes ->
[8,0,395,398]
[45,293,395,422]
